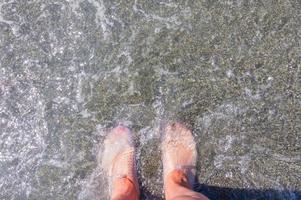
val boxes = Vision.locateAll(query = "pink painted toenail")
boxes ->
[115,125,129,133]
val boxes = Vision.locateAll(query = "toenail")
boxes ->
[115,125,129,133]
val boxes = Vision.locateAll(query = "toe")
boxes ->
[113,125,131,134]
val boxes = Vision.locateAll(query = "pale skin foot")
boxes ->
[161,122,197,186]
[101,125,139,200]
[162,122,209,200]
[101,123,208,200]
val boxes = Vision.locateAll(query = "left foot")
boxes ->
[101,125,139,197]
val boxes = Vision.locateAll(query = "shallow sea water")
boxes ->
[0,0,300,199]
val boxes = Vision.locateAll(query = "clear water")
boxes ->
[0,0,300,199]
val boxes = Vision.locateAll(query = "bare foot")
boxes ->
[101,125,139,197]
[161,122,197,187]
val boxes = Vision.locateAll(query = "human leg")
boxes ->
[102,125,139,200]
[161,123,209,200]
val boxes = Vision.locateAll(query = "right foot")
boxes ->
[161,122,197,187]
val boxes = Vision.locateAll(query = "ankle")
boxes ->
[167,169,192,189]
[112,177,138,200]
